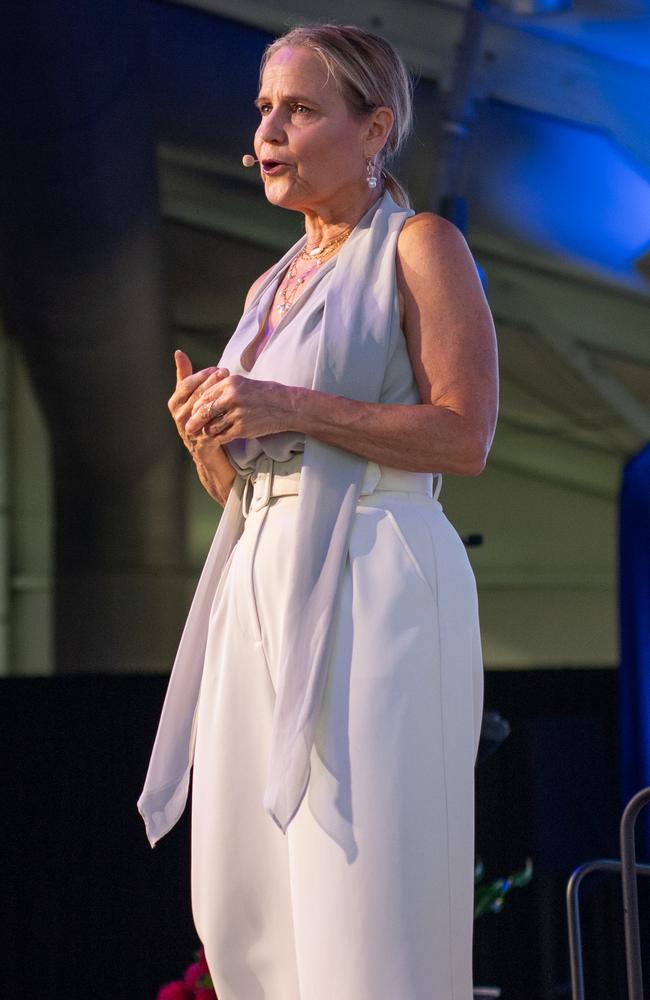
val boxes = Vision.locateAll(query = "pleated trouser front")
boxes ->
[190,487,484,1000]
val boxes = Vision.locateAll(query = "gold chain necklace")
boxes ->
[300,227,352,260]
[276,228,352,316]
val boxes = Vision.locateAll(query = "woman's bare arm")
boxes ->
[291,213,498,474]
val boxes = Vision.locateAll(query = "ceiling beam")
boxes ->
[488,421,624,498]
[532,314,650,440]
[474,568,613,590]
[482,254,650,365]
[496,400,636,455]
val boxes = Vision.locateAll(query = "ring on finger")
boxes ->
[207,400,226,421]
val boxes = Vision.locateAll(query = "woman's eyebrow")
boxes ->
[254,94,321,108]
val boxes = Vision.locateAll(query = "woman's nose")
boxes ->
[256,109,286,144]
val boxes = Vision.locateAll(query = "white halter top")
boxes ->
[220,224,420,473]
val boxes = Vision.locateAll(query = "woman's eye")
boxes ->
[256,102,312,117]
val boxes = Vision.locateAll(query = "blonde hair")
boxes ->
[260,24,413,208]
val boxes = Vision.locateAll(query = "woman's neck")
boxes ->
[301,188,382,251]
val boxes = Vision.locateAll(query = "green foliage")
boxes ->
[474,857,533,919]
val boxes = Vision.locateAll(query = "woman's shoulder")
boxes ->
[396,211,477,294]
[395,212,480,328]
[397,211,470,262]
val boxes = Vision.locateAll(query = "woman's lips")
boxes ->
[262,160,290,175]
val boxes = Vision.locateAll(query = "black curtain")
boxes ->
[1,668,629,1000]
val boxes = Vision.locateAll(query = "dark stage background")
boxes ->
[2,668,644,1000]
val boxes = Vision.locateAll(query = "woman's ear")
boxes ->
[364,106,394,157]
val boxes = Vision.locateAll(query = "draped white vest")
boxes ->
[138,191,414,846]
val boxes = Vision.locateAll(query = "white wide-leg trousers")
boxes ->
[191,487,484,1000]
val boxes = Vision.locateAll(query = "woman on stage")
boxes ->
[139,23,498,1000]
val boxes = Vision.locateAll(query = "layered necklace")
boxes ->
[275,227,352,316]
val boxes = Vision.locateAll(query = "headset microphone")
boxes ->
[242,154,258,167]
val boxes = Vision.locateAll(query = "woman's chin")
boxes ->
[263,184,302,211]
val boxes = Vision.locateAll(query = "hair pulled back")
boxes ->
[260,24,414,208]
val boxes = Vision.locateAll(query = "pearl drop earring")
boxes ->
[366,158,378,189]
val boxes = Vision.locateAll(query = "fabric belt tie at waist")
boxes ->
[242,457,442,518]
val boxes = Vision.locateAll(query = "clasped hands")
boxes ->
[171,350,299,452]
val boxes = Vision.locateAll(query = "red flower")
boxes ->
[184,962,204,989]
[195,990,218,1000]
[196,948,210,975]
[156,982,194,1000]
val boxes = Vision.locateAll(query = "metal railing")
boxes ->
[620,787,650,1000]
[567,786,650,1000]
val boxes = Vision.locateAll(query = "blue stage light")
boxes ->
[492,0,571,13]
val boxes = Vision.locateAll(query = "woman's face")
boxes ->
[253,45,377,214]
